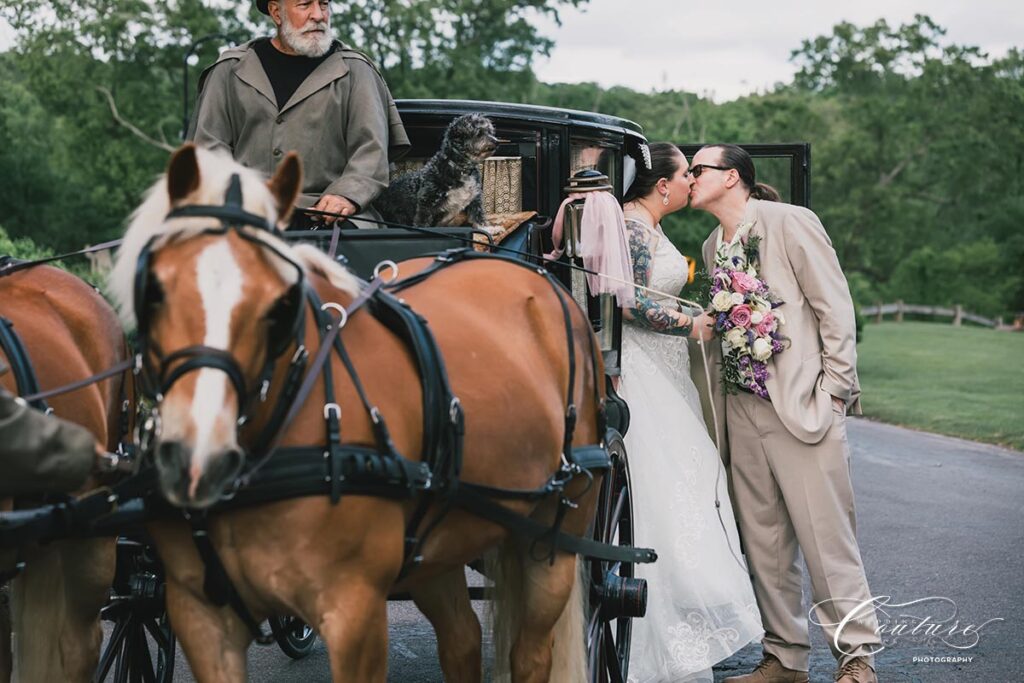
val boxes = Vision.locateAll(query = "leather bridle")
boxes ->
[133,174,308,432]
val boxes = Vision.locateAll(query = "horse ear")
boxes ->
[267,152,302,226]
[167,144,201,203]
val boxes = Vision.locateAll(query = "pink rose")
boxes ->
[730,304,752,328]
[731,271,758,294]
[756,312,775,336]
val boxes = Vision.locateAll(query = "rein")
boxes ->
[19,359,134,405]
[0,238,124,278]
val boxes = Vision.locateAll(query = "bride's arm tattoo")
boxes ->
[625,222,693,336]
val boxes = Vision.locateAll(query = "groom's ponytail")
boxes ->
[702,144,781,203]
[750,182,781,202]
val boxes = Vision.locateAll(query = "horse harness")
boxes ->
[5,175,657,643]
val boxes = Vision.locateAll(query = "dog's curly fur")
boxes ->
[377,113,497,228]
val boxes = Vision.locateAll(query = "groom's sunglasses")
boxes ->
[688,164,732,178]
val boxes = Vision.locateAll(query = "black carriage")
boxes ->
[0,98,813,683]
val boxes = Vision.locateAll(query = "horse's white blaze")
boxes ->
[189,240,243,489]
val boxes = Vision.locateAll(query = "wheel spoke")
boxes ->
[586,601,602,637]
[113,614,132,682]
[131,623,157,683]
[94,615,130,682]
[601,474,618,542]
[603,621,625,683]
[587,619,601,683]
[143,619,170,651]
[608,487,628,540]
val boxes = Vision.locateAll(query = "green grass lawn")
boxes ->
[857,322,1024,451]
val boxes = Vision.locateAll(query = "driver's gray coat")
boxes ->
[187,39,410,216]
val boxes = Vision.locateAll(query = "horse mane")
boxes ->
[108,146,359,328]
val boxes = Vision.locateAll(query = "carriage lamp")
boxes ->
[561,170,620,362]
[562,169,613,260]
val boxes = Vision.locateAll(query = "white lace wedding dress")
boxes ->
[619,219,763,683]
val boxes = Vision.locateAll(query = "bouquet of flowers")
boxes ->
[708,233,787,397]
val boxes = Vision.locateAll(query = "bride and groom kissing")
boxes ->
[617,143,880,683]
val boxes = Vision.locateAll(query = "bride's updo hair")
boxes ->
[623,142,683,203]
[702,144,781,202]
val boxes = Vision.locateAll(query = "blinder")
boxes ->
[266,283,304,361]
[133,173,308,425]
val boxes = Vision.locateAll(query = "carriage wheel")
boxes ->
[269,616,318,660]
[94,538,176,683]
[587,429,646,683]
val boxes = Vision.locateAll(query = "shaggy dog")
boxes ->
[377,113,498,227]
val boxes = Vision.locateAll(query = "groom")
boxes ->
[689,144,881,683]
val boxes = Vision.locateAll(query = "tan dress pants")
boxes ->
[726,391,881,670]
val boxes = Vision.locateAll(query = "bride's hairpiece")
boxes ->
[639,143,652,170]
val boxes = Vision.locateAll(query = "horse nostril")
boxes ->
[155,440,185,473]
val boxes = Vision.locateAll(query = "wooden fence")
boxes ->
[861,301,1002,328]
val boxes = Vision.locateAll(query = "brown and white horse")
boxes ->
[0,264,130,681]
[108,144,603,682]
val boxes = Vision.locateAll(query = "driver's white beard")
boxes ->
[279,13,333,57]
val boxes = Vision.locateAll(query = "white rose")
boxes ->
[725,327,748,349]
[711,291,734,312]
[750,311,764,325]
[730,292,745,306]
[750,296,770,313]
[751,337,772,362]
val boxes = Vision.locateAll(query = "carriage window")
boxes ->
[570,141,618,194]
[389,129,539,218]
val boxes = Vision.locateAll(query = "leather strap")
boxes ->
[187,512,273,644]
[239,276,386,484]
[0,316,49,412]
[20,359,133,405]
[452,484,656,565]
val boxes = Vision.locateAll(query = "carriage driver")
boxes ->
[0,372,112,497]
[187,0,410,227]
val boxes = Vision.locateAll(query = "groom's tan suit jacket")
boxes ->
[689,198,861,453]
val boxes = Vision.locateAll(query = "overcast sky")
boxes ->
[533,0,1024,100]
[1,1,1020,103]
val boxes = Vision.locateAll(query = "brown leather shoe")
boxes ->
[834,657,877,683]
[722,654,810,683]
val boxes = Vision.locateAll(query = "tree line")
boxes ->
[0,3,1020,319]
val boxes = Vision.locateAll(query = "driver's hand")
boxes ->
[313,194,358,219]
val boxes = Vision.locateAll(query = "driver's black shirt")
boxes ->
[253,38,336,110]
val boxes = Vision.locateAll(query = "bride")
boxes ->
[618,142,763,682]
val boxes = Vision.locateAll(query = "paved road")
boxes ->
[154,418,1022,682]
